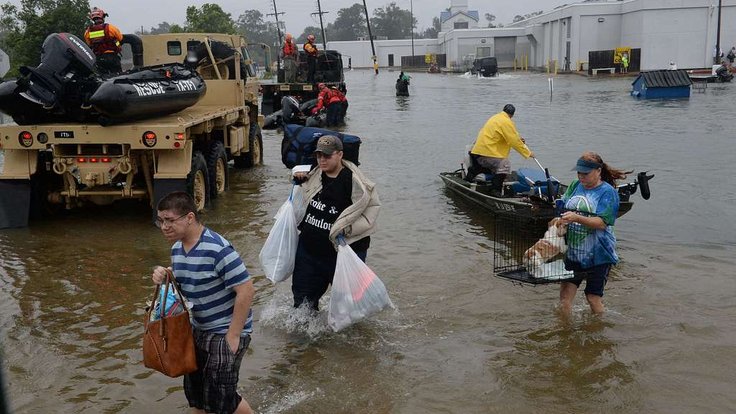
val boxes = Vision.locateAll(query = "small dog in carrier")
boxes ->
[523,217,568,270]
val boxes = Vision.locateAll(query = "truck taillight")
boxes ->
[19,131,33,147]
[143,131,157,147]
[89,157,98,163]
[101,157,111,163]
[77,157,86,163]
[175,133,185,140]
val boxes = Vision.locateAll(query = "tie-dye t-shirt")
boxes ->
[562,180,619,268]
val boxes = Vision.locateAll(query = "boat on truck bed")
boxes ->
[0,33,264,229]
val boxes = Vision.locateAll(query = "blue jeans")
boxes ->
[292,240,367,310]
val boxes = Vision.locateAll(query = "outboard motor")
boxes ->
[17,33,96,107]
[637,171,654,200]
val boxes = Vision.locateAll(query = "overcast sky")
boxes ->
[6,0,564,37]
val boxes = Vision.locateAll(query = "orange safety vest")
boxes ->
[282,40,297,59]
[86,23,121,55]
[303,41,318,57]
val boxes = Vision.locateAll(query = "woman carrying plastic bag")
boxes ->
[328,238,393,332]
[259,185,300,283]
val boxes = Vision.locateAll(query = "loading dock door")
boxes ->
[494,37,516,68]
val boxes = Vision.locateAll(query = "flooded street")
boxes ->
[1,70,735,413]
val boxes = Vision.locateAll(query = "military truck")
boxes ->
[260,49,346,116]
[0,33,264,229]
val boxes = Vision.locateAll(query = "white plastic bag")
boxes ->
[328,243,393,332]
[259,187,299,283]
[291,184,307,224]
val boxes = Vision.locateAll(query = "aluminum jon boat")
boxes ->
[439,167,653,224]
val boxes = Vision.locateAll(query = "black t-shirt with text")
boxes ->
[299,168,370,256]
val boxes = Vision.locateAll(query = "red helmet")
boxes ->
[317,82,326,90]
[307,34,315,42]
[89,7,107,21]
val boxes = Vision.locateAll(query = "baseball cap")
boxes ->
[314,135,343,155]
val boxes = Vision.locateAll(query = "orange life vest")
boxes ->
[86,23,121,55]
[282,40,297,58]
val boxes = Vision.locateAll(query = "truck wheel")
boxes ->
[233,124,263,168]
[187,151,209,211]
[206,141,228,199]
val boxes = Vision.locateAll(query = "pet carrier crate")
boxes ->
[492,214,587,285]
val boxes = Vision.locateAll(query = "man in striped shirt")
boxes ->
[152,192,255,414]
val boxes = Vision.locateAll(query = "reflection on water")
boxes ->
[1,70,735,412]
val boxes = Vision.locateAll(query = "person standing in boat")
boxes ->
[291,136,380,310]
[558,152,629,316]
[83,7,123,75]
[281,33,299,83]
[303,34,319,84]
[466,104,535,196]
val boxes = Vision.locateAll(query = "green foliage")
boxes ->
[420,16,441,39]
[330,3,366,41]
[0,0,91,77]
[296,26,328,44]
[184,3,236,34]
[371,2,415,40]
[236,10,278,69]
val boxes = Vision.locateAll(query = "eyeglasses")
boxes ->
[155,213,188,228]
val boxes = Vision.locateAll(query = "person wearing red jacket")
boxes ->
[83,7,123,75]
[312,83,347,126]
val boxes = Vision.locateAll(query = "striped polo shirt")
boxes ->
[171,227,253,335]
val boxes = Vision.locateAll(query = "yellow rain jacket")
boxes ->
[471,111,531,159]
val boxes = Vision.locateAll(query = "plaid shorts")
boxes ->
[184,330,251,414]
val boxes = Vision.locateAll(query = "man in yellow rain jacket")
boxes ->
[467,104,535,196]
[84,7,123,75]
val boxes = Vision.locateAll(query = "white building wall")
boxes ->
[324,0,736,71]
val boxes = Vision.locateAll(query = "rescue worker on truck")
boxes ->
[282,33,299,83]
[466,104,535,197]
[312,83,347,126]
[83,7,123,75]
[303,34,318,83]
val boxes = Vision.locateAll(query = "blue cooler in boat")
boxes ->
[512,167,560,196]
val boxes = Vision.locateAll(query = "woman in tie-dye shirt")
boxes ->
[558,152,630,315]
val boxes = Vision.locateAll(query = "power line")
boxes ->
[311,0,329,50]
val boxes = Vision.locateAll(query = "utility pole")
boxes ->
[312,0,329,50]
[410,0,415,57]
[714,0,722,64]
[362,0,378,74]
[267,0,285,75]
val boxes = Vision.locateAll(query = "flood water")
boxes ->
[1,70,735,413]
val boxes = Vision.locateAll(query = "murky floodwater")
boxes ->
[1,70,735,413]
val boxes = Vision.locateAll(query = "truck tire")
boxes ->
[29,152,63,220]
[233,124,263,168]
[187,151,209,211]
[206,141,228,200]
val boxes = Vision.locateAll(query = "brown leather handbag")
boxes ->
[143,269,197,377]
